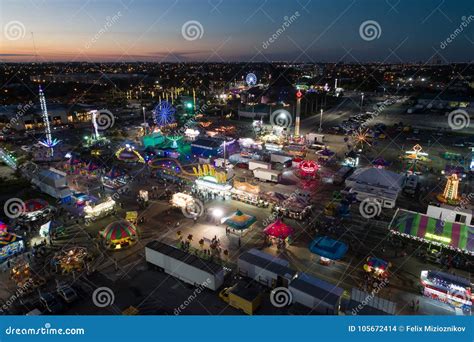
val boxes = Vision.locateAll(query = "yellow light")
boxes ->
[425,233,451,244]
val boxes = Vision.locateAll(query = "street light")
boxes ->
[319,109,323,132]
[211,208,224,225]
[212,208,224,219]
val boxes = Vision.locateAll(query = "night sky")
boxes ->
[1,0,473,62]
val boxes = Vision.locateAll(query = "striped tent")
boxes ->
[101,220,137,244]
[389,209,474,255]
[224,210,256,230]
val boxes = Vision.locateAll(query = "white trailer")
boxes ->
[305,133,325,144]
[248,160,271,171]
[270,153,292,164]
[253,168,281,183]
[238,249,296,287]
[145,241,225,291]
[289,272,344,314]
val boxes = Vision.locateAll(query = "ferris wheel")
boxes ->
[153,101,176,126]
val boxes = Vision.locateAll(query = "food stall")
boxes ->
[231,180,268,207]
[420,270,472,312]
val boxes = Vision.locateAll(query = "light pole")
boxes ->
[142,106,147,135]
[319,109,323,132]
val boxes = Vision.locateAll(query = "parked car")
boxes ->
[57,285,78,303]
[39,292,63,314]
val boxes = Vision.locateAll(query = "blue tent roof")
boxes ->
[309,236,348,260]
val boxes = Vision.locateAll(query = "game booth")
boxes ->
[263,219,294,249]
[100,220,138,250]
[102,167,130,189]
[309,236,348,265]
[389,209,474,255]
[223,210,257,237]
[193,164,232,198]
[84,198,116,222]
[420,270,472,312]
[0,231,24,263]
[231,180,268,207]
[265,192,312,221]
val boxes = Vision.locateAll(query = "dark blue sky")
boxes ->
[2,0,473,62]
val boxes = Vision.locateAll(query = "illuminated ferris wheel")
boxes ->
[153,100,176,127]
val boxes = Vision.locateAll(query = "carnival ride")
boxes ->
[38,86,60,156]
[153,100,176,127]
[148,158,197,181]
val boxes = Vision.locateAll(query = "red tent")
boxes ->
[264,219,293,239]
